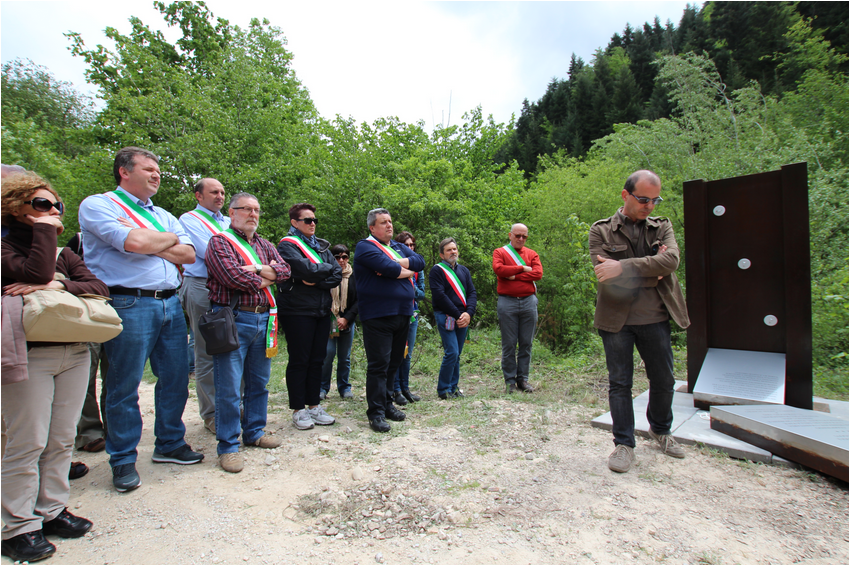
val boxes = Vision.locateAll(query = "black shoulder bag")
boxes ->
[198,293,240,355]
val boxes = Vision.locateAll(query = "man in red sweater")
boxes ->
[492,223,544,393]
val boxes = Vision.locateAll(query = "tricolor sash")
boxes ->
[186,209,225,235]
[435,261,466,306]
[502,243,536,291]
[367,236,414,287]
[502,243,526,266]
[217,229,279,357]
[107,191,167,231]
[280,235,323,264]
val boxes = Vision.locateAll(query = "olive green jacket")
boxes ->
[588,209,690,333]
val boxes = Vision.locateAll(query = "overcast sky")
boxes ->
[1,1,693,129]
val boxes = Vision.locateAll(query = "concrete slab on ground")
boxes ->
[590,382,849,467]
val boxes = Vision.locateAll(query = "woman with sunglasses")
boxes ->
[1,173,105,562]
[320,244,358,399]
[277,203,342,431]
[391,231,425,405]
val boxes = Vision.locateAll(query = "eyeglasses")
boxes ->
[232,206,262,216]
[296,217,319,225]
[24,197,64,214]
[629,193,663,205]
[405,243,415,249]
[334,254,349,260]
[511,234,528,240]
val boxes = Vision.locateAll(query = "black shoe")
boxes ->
[402,389,420,403]
[454,389,465,398]
[369,417,391,433]
[151,443,204,465]
[386,405,407,422]
[42,508,93,539]
[438,392,451,400]
[69,461,88,480]
[1,530,55,562]
[506,382,518,394]
[393,391,408,406]
[517,379,534,393]
[112,463,141,492]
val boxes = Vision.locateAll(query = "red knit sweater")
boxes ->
[492,245,543,297]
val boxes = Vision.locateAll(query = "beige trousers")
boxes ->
[1,344,89,538]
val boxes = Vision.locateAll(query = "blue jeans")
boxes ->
[211,307,272,455]
[394,314,419,393]
[434,311,468,395]
[497,294,538,384]
[599,321,675,448]
[103,294,189,467]
[322,324,356,396]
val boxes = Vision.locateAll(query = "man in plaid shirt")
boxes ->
[205,192,291,473]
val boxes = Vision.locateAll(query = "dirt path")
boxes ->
[51,381,848,565]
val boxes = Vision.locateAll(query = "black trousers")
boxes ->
[280,314,332,410]
[361,314,410,418]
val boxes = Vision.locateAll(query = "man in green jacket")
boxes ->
[589,170,690,474]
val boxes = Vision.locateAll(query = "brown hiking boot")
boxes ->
[517,380,534,393]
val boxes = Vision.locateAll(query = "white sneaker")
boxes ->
[308,405,336,426]
[292,409,315,430]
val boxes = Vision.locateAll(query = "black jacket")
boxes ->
[276,234,342,317]
[336,274,359,324]
[429,261,477,319]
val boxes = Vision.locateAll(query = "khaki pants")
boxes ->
[1,344,89,538]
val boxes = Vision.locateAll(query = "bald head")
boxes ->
[509,223,529,250]
[194,178,226,213]
[623,170,660,194]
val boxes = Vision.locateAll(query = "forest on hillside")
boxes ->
[2,1,847,396]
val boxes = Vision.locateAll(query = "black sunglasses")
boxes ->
[296,217,319,225]
[334,254,349,260]
[24,197,64,214]
[629,193,663,205]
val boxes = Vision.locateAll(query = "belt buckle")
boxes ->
[153,290,165,299]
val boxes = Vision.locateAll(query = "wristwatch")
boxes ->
[255,264,262,275]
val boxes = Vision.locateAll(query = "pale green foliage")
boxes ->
[298,109,522,324]
[67,3,321,238]
[525,51,849,367]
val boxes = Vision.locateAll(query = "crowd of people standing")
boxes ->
[1,147,690,562]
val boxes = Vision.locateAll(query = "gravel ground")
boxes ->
[46,380,849,565]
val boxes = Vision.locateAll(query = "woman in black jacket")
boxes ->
[277,203,342,431]
[320,244,358,399]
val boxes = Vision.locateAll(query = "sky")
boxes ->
[1,1,693,129]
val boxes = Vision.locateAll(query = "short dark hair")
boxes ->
[330,243,349,256]
[289,202,316,221]
[623,170,660,194]
[394,231,415,245]
[438,237,456,255]
[113,147,158,185]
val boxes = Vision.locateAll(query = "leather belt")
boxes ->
[108,286,177,299]
[237,305,269,313]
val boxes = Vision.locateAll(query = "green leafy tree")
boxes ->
[67,1,322,238]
